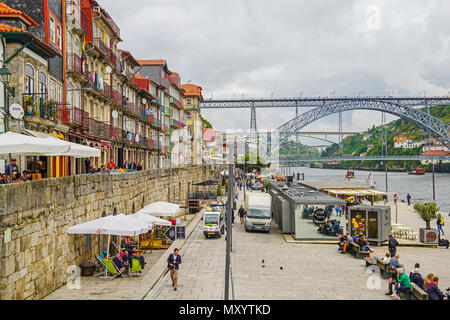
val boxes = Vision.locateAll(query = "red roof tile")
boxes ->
[0,22,26,33]
[138,59,166,66]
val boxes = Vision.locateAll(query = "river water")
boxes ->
[287,167,450,212]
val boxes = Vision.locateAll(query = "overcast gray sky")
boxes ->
[103,0,450,145]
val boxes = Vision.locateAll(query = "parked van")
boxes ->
[203,202,225,238]
[244,192,272,232]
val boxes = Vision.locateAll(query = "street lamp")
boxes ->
[0,65,11,85]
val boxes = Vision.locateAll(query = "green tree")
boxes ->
[413,202,440,229]
[216,184,223,197]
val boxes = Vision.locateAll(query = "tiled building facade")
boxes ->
[1,0,211,176]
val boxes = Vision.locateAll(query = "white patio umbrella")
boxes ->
[43,137,101,158]
[67,214,151,236]
[0,131,70,156]
[131,212,172,226]
[67,214,151,259]
[0,131,71,178]
[139,201,180,216]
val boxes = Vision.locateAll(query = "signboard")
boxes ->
[176,226,186,240]
[112,110,118,119]
[164,226,176,241]
[145,108,152,116]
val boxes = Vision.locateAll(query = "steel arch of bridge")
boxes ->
[277,100,450,149]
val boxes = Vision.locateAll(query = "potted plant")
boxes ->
[414,202,440,244]
[24,95,36,115]
[216,184,223,197]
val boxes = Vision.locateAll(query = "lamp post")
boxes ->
[0,64,13,179]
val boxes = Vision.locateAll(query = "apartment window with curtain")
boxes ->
[56,84,62,102]
[56,25,62,49]
[49,80,55,100]
[50,18,55,44]
[38,71,47,95]
[25,64,35,94]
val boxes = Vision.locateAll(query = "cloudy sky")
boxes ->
[103,0,450,145]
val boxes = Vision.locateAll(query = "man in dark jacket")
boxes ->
[167,248,182,291]
[388,234,399,257]
[426,276,446,300]
[386,254,404,295]
[5,159,19,178]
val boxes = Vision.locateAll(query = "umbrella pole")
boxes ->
[107,234,111,259]
[8,153,12,181]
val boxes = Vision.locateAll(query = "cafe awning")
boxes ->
[324,188,392,196]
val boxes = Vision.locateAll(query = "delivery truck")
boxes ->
[244,192,272,233]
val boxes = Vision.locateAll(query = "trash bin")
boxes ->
[80,261,96,276]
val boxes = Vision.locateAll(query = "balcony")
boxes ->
[57,106,70,124]
[89,118,110,138]
[140,136,148,148]
[93,38,110,57]
[67,53,88,78]
[148,138,155,149]
[153,119,161,129]
[65,106,89,128]
[164,106,173,117]
[110,126,122,141]
[140,109,148,122]
[123,131,136,145]
[126,102,140,117]
[66,1,89,35]
[110,88,122,105]
[23,94,59,122]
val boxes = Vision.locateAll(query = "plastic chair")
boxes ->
[129,258,142,277]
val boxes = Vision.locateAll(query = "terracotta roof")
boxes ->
[119,49,141,67]
[133,73,147,80]
[0,22,26,33]
[420,150,450,156]
[0,2,38,26]
[181,84,203,96]
[138,59,166,66]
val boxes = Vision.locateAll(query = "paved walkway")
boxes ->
[44,189,450,300]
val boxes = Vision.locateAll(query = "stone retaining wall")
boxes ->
[0,165,220,300]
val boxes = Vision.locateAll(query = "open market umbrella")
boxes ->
[139,201,180,217]
[130,212,172,226]
[0,131,70,156]
[44,137,101,158]
[67,214,151,259]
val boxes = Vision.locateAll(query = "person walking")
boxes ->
[436,214,445,236]
[406,193,411,206]
[388,233,399,258]
[238,205,246,224]
[393,194,398,204]
[167,248,182,291]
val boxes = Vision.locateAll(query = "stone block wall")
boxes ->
[0,165,220,299]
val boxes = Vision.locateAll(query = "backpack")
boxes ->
[438,237,449,249]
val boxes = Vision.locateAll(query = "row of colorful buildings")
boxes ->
[0,0,222,178]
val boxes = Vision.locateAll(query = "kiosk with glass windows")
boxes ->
[349,206,391,246]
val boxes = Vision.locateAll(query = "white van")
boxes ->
[203,203,225,238]
[244,193,272,232]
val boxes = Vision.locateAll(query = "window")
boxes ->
[186,98,192,105]
[38,71,47,96]
[57,84,62,102]
[49,79,56,100]
[25,64,35,94]
[50,18,55,43]
[66,31,72,54]
[56,25,62,49]
[67,82,73,106]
